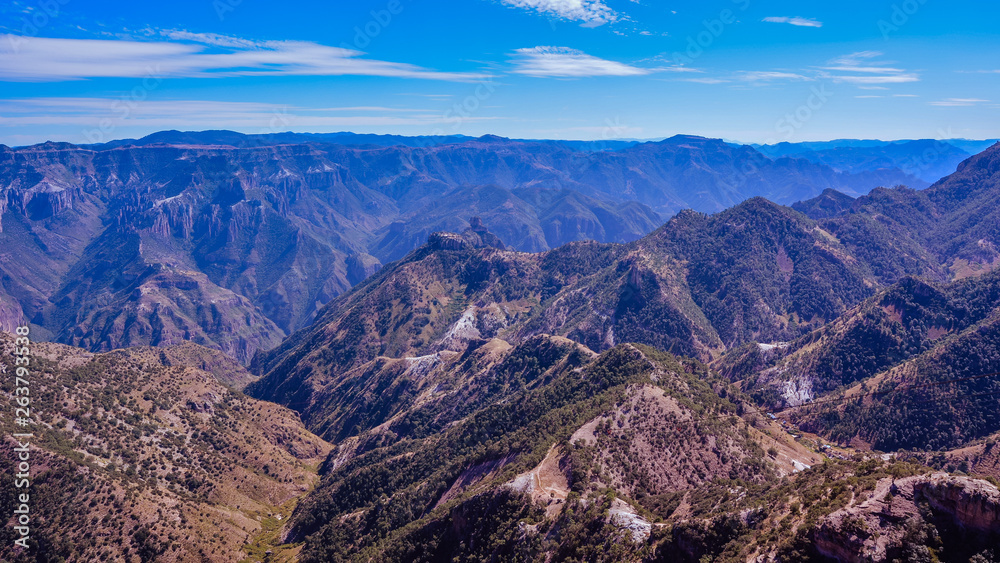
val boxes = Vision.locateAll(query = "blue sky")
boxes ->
[0,0,997,146]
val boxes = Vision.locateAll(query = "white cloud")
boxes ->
[823,52,903,74]
[659,66,701,73]
[929,98,990,107]
[0,33,486,82]
[834,74,919,84]
[822,51,919,85]
[510,46,651,77]
[159,30,258,49]
[762,16,823,28]
[681,77,729,84]
[675,52,915,88]
[825,65,904,74]
[501,0,618,26]
[829,51,882,64]
[312,106,439,113]
[735,71,811,82]
[0,97,498,132]
[678,71,809,85]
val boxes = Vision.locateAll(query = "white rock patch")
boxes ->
[609,499,652,543]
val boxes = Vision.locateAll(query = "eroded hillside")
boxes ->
[0,335,331,562]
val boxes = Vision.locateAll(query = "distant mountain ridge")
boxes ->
[0,130,958,363]
[73,129,643,153]
[756,138,999,184]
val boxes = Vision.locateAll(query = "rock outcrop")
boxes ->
[813,473,1000,562]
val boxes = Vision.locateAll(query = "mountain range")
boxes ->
[3,132,1000,561]
[237,140,1000,560]
[250,141,1000,433]
[1,131,972,365]
[756,138,999,184]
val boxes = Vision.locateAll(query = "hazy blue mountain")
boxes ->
[756,138,998,184]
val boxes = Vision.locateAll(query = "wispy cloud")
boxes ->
[398,93,455,100]
[687,52,919,89]
[634,53,700,73]
[734,71,811,83]
[762,16,823,28]
[159,30,258,49]
[510,46,651,77]
[929,98,990,107]
[500,0,618,27]
[834,74,919,84]
[530,124,644,137]
[681,77,729,84]
[821,51,919,85]
[311,106,438,113]
[0,98,497,131]
[0,33,487,82]
[678,71,810,85]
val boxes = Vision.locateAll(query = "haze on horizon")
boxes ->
[0,0,997,146]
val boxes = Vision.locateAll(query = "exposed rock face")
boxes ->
[461,216,507,250]
[426,223,509,254]
[0,293,24,333]
[427,231,470,251]
[346,252,383,286]
[813,473,1000,562]
[914,473,1000,532]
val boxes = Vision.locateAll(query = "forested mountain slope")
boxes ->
[271,339,1000,562]
[248,196,888,432]
[0,335,330,562]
